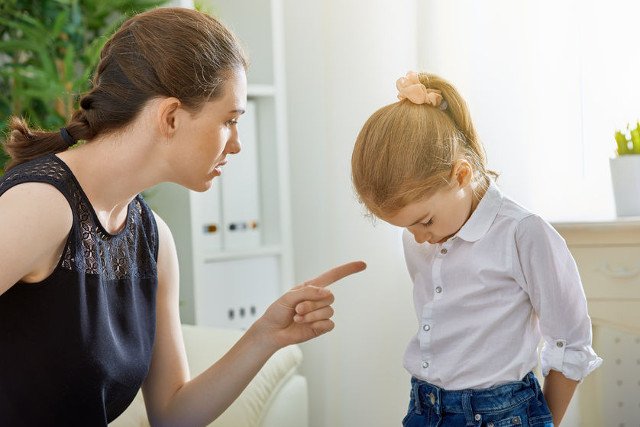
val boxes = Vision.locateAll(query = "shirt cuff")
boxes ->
[541,339,603,381]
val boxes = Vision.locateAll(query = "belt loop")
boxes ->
[412,380,423,415]
[462,390,476,426]
[434,387,442,416]
[531,372,541,401]
[524,371,532,386]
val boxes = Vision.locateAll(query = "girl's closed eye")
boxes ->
[422,219,433,227]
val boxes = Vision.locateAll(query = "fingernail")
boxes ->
[294,315,303,322]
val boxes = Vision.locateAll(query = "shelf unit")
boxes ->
[147,0,292,328]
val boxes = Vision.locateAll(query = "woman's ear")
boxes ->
[156,97,182,138]
[451,159,473,187]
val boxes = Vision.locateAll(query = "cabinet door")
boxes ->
[195,255,280,329]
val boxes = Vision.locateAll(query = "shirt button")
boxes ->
[440,248,448,254]
[435,286,442,293]
[474,414,482,421]
[557,341,564,348]
[423,324,431,331]
[422,361,429,368]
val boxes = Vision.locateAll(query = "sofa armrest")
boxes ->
[260,374,308,427]
[110,324,307,427]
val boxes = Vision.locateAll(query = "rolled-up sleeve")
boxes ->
[514,215,602,381]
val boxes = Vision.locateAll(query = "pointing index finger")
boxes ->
[304,261,367,288]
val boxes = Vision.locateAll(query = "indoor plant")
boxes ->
[610,122,640,216]
[0,0,166,175]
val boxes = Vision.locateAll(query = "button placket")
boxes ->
[419,305,434,374]
[432,243,445,300]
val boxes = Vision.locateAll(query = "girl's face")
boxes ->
[382,168,477,245]
[169,68,247,191]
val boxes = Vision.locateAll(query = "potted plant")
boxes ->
[610,121,640,216]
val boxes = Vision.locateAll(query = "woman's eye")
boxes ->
[226,118,239,126]
[422,219,433,227]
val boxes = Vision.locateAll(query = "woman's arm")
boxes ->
[142,213,365,426]
[0,183,72,296]
[543,369,578,426]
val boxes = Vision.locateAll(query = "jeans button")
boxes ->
[474,413,482,421]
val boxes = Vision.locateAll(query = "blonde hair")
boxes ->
[351,72,497,218]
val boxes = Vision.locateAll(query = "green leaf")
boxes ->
[615,130,630,155]
[630,124,640,154]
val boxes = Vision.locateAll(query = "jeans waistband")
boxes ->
[410,372,540,416]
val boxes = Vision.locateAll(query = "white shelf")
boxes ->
[202,245,283,262]
[248,84,276,97]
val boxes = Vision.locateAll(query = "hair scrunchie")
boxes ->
[396,71,448,110]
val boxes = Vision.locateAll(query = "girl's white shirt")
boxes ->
[402,180,602,390]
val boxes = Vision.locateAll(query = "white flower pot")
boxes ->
[610,155,640,216]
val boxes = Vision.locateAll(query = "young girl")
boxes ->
[0,7,365,426]
[351,71,601,427]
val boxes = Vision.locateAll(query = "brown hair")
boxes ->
[351,72,497,218]
[3,7,248,171]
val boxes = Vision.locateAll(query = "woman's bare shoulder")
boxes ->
[0,182,73,293]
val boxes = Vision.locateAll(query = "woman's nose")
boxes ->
[226,138,241,155]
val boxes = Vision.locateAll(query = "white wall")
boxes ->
[418,0,640,222]
[283,1,640,426]
[283,1,418,426]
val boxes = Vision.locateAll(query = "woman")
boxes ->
[0,7,365,426]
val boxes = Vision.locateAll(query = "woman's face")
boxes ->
[170,68,248,191]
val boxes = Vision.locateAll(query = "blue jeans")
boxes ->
[402,372,554,427]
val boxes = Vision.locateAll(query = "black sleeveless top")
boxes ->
[0,154,159,426]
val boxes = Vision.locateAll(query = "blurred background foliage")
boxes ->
[0,0,166,173]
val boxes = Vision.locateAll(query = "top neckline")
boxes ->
[51,154,134,239]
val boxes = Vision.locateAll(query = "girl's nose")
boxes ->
[409,228,429,244]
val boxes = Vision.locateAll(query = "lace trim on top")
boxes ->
[0,155,157,280]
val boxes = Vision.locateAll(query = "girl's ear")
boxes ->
[451,159,473,187]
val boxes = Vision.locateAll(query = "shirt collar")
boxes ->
[455,180,503,243]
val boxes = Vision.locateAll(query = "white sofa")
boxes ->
[110,324,308,427]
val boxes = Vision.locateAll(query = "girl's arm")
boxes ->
[543,369,578,426]
[142,213,364,426]
[0,183,72,296]
[514,214,602,426]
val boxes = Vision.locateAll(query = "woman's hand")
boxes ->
[254,261,366,350]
